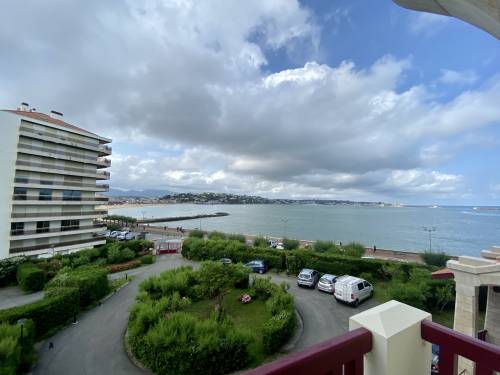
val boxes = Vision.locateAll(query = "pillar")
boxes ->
[485,286,500,346]
[349,300,432,375]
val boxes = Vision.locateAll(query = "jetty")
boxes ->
[137,212,229,224]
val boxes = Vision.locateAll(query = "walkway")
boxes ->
[0,286,44,310]
[33,255,377,374]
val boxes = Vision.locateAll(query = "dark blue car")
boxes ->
[244,260,267,274]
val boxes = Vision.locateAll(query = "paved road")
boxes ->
[33,255,377,374]
[0,286,44,310]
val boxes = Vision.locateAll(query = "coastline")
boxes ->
[103,203,172,210]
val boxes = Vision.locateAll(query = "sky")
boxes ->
[1,0,499,205]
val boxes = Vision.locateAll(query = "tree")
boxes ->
[436,283,454,312]
[283,238,299,250]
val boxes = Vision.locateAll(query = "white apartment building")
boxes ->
[0,103,111,260]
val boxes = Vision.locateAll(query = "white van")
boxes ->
[333,276,373,306]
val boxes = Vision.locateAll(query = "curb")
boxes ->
[280,308,304,353]
[124,329,153,373]
[100,279,132,304]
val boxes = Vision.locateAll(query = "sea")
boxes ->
[108,204,500,257]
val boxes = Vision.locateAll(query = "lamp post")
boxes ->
[423,226,436,252]
[17,318,27,357]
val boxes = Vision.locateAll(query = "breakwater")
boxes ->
[137,212,229,224]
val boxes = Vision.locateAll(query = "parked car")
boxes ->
[297,269,320,288]
[317,274,337,293]
[125,232,136,240]
[219,258,232,265]
[275,242,284,250]
[109,231,120,238]
[116,231,129,240]
[431,344,439,374]
[105,231,112,238]
[334,275,373,306]
[244,260,267,274]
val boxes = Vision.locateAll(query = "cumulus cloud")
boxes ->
[1,1,499,202]
[439,69,478,85]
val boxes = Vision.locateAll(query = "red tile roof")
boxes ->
[2,110,101,138]
[431,268,454,280]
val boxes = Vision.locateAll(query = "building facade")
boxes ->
[0,103,111,260]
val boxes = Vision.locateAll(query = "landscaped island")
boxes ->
[127,261,296,375]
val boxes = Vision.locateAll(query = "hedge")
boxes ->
[0,319,35,375]
[140,255,155,265]
[45,266,109,308]
[17,263,46,292]
[106,259,141,273]
[0,287,79,339]
[0,256,27,287]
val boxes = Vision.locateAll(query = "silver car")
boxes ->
[317,274,337,293]
[297,269,320,288]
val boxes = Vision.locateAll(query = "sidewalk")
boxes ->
[0,285,44,310]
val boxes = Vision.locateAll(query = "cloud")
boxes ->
[1,1,499,203]
[409,13,449,36]
[439,69,478,85]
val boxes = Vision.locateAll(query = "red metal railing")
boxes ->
[421,320,500,375]
[243,327,372,375]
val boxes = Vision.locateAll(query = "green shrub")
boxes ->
[45,267,109,308]
[0,287,79,339]
[283,238,300,250]
[343,242,366,258]
[121,248,136,262]
[208,231,227,240]
[140,255,155,265]
[387,281,429,310]
[0,256,27,287]
[139,266,196,300]
[106,242,123,264]
[127,240,154,255]
[35,258,63,280]
[253,237,268,247]
[227,233,246,243]
[0,319,35,375]
[106,223,122,231]
[421,251,451,267]
[262,310,296,354]
[314,240,341,254]
[16,264,46,292]
[188,229,205,238]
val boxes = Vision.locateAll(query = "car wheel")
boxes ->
[370,290,374,298]
[353,299,359,307]
[259,269,264,274]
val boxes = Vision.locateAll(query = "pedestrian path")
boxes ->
[0,285,44,310]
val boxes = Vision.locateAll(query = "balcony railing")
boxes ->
[96,170,110,179]
[14,177,109,190]
[97,157,111,167]
[20,125,101,149]
[12,195,109,202]
[244,328,372,375]
[16,160,100,176]
[11,210,107,219]
[10,223,106,236]
[421,320,500,375]
[98,144,112,155]
[18,143,98,162]
[9,235,106,254]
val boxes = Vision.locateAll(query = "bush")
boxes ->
[421,251,451,267]
[127,240,154,255]
[343,242,366,258]
[106,223,122,231]
[107,243,123,264]
[0,319,35,375]
[0,256,27,287]
[227,233,246,243]
[106,260,141,273]
[283,238,300,250]
[262,310,296,354]
[387,281,429,310]
[208,231,227,240]
[121,248,136,262]
[16,264,46,292]
[188,229,205,238]
[45,267,109,308]
[140,255,155,265]
[0,287,79,339]
[314,241,341,254]
[253,237,268,247]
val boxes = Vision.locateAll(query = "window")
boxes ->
[62,190,81,201]
[11,222,24,236]
[40,180,53,185]
[36,221,50,234]
[357,282,365,291]
[363,281,370,288]
[61,219,79,231]
[39,188,52,201]
[15,177,28,183]
[14,187,27,200]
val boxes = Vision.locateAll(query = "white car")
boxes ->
[116,231,129,240]
[334,275,373,306]
[125,232,136,240]
[317,274,337,293]
[109,231,120,238]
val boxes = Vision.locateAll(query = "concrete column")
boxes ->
[453,282,479,373]
[349,300,432,375]
[485,286,500,346]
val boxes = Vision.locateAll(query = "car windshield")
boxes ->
[320,277,332,284]
[299,273,311,279]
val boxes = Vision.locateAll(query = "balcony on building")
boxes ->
[13,177,110,192]
[11,210,107,222]
[9,236,106,256]
[12,193,109,205]
[96,157,111,168]
[96,170,110,180]
[98,144,112,156]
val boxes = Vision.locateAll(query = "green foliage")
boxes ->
[208,231,227,240]
[0,256,27,287]
[421,251,451,267]
[121,248,136,262]
[262,310,296,354]
[283,238,300,250]
[188,229,205,238]
[126,240,154,255]
[16,263,46,292]
[140,255,155,265]
[343,242,366,258]
[314,240,341,254]
[107,242,123,264]
[139,266,197,300]
[253,237,268,247]
[106,223,122,231]
[103,215,137,223]
[0,287,79,339]
[227,233,246,243]
[45,266,109,308]
[0,320,35,375]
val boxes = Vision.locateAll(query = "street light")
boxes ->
[423,226,436,252]
[17,318,27,356]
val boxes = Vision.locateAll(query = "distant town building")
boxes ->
[0,103,111,260]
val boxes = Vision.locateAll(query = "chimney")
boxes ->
[50,110,64,120]
[19,102,30,111]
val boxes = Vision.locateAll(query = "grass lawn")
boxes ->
[183,288,271,365]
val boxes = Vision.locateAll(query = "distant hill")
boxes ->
[107,188,177,198]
